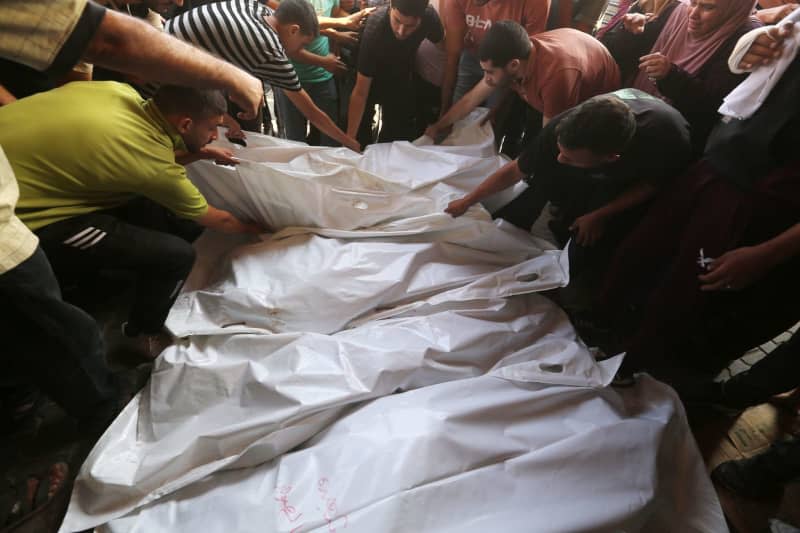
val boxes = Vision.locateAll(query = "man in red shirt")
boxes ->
[427,20,620,139]
[440,0,551,114]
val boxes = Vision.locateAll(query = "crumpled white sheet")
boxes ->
[189,109,517,233]
[165,229,567,336]
[60,112,723,532]
[100,374,725,533]
[65,293,606,532]
[720,7,800,119]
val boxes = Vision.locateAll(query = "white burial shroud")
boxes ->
[60,111,725,532]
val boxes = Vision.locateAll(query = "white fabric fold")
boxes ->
[721,8,800,119]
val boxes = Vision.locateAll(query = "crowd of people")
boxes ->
[1,0,799,527]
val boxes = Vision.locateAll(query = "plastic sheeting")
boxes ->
[100,374,724,533]
[60,112,724,532]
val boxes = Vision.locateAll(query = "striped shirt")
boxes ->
[166,0,302,91]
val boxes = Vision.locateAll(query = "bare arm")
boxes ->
[196,205,263,234]
[760,222,800,265]
[318,8,374,30]
[444,159,525,217]
[285,88,361,151]
[699,222,800,291]
[439,3,467,115]
[83,9,263,120]
[426,78,495,141]
[347,73,372,139]
[287,48,346,75]
[569,182,656,246]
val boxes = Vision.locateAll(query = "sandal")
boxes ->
[0,462,69,532]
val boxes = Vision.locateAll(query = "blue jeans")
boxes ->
[275,78,339,146]
[453,50,502,106]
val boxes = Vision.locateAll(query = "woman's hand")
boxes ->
[623,12,652,34]
[639,52,672,81]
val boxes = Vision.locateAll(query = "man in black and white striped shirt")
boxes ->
[167,0,361,151]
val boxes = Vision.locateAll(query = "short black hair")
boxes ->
[275,0,320,37]
[391,0,429,18]
[153,85,227,119]
[478,20,531,68]
[556,95,637,155]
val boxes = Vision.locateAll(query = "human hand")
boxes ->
[756,3,799,25]
[738,23,795,70]
[698,246,771,291]
[569,211,607,246]
[229,72,263,121]
[331,30,360,46]
[444,197,473,217]
[321,53,348,76]
[639,52,672,81]
[199,145,240,165]
[223,115,247,141]
[623,13,651,34]
[425,123,452,144]
[343,136,362,152]
[345,7,376,29]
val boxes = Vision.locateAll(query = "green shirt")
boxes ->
[0,81,208,231]
[293,0,339,85]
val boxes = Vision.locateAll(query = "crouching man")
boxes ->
[445,89,692,301]
[0,82,262,355]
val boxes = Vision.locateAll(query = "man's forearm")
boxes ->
[286,89,354,148]
[439,50,460,115]
[436,79,493,129]
[288,48,327,68]
[318,15,351,29]
[758,223,800,268]
[591,182,656,219]
[84,10,262,117]
[347,85,370,138]
[197,206,260,234]
[464,159,525,205]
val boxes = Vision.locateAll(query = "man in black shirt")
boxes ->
[445,89,691,277]
[346,0,443,145]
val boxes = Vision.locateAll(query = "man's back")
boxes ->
[0,81,205,230]
[522,28,620,119]
[166,0,302,91]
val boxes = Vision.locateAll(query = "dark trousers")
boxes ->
[597,161,800,376]
[0,247,118,419]
[35,197,201,335]
[357,78,417,147]
[413,74,440,139]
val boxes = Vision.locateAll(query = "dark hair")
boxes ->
[275,0,320,37]
[556,95,637,155]
[153,85,227,119]
[391,0,429,18]
[478,20,531,68]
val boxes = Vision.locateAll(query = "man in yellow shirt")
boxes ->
[0,0,266,523]
[0,81,260,342]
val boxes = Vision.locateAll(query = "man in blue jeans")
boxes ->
[275,0,374,145]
